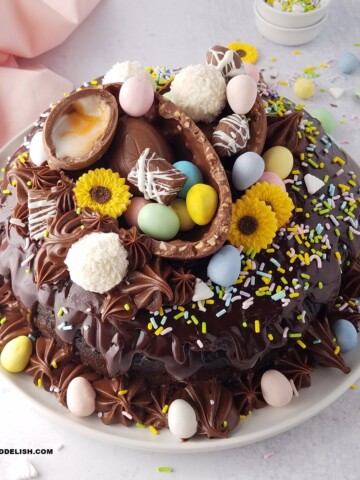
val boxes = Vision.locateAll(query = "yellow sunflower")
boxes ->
[227,42,259,64]
[244,182,294,228]
[228,196,277,252]
[74,168,131,218]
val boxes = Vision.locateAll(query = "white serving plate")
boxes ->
[1,127,360,453]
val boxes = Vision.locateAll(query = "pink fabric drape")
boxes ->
[0,0,102,148]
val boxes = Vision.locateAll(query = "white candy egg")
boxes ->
[226,74,258,115]
[29,131,48,166]
[66,377,96,417]
[168,399,198,440]
[261,369,293,407]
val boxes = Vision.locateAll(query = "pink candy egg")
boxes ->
[226,74,258,115]
[258,171,286,191]
[123,197,150,228]
[119,76,154,117]
[243,62,260,83]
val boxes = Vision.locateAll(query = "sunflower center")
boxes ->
[236,49,246,58]
[90,186,112,204]
[238,215,258,235]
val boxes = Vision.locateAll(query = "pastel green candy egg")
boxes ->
[186,184,218,226]
[138,203,180,240]
[293,78,315,99]
[262,146,293,180]
[310,108,337,134]
[1,335,32,373]
[171,198,195,232]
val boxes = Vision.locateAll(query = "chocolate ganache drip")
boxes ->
[265,111,307,156]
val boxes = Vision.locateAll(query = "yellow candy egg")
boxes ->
[293,78,315,99]
[262,146,294,180]
[171,198,195,231]
[186,184,218,226]
[1,336,32,373]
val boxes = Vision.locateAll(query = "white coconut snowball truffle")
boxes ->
[64,232,128,294]
[169,64,226,123]
[102,60,156,90]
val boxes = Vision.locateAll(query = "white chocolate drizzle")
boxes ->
[28,190,57,240]
[207,47,245,79]
[127,148,186,204]
[212,114,250,156]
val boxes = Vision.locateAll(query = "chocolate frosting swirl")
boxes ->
[168,267,196,306]
[26,336,73,391]
[265,111,307,156]
[0,318,31,350]
[118,226,152,271]
[143,384,173,429]
[50,174,76,213]
[8,165,61,205]
[275,348,314,389]
[11,202,29,237]
[229,372,267,415]
[34,210,84,287]
[101,290,137,323]
[80,207,119,233]
[304,316,350,373]
[93,376,151,425]
[181,378,239,438]
[340,258,360,298]
[120,257,173,311]
[0,282,30,348]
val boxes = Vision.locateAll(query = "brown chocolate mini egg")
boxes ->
[44,88,118,171]
[206,45,244,81]
[103,115,174,195]
[212,113,250,158]
[123,197,151,228]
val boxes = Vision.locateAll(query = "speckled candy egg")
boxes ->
[66,377,96,417]
[226,74,257,115]
[338,52,359,74]
[232,152,265,191]
[123,197,151,228]
[186,184,218,226]
[138,203,180,240]
[168,399,198,440]
[0,336,32,373]
[258,171,286,192]
[262,146,293,180]
[261,370,293,407]
[119,76,154,117]
[173,161,203,198]
[207,244,241,287]
[333,319,358,353]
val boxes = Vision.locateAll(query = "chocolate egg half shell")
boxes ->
[44,88,118,171]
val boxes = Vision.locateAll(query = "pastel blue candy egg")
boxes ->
[333,319,358,353]
[173,161,203,198]
[232,152,264,191]
[207,245,241,287]
[338,52,359,74]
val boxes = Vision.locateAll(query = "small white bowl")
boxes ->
[254,4,328,46]
[255,0,331,28]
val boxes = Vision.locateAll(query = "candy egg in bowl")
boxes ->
[255,0,331,28]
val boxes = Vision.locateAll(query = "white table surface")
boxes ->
[2,1,360,479]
